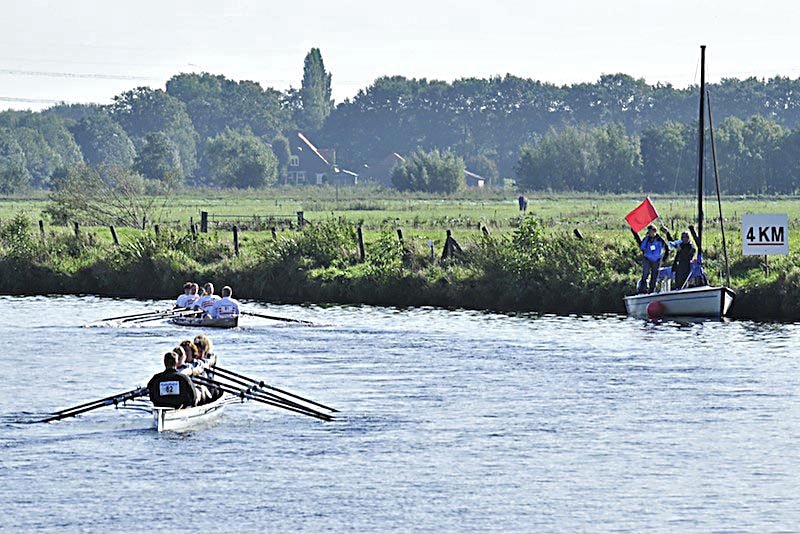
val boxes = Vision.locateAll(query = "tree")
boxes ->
[391,149,464,193]
[13,127,60,188]
[271,134,291,180]
[47,164,170,226]
[134,132,183,186]
[203,129,278,188]
[70,113,136,168]
[109,87,198,177]
[591,123,641,192]
[640,121,693,193]
[166,73,293,143]
[297,48,333,132]
[515,126,598,191]
[0,128,30,193]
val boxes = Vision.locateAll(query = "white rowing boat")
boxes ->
[169,316,239,328]
[624,285,735,319]
[151,393,236,432]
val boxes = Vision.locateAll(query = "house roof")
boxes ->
[296,132,330,165]
[464,169,485,180]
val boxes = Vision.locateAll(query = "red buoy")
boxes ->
[647,301,665,319]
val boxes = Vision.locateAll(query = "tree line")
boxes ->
[2,48,800,195]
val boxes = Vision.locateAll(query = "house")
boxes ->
[367,151,486,188]
[284,131,358,186]
[465,170,485,188]
[364,152,406,186]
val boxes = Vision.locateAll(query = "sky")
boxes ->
[2,0,799,111]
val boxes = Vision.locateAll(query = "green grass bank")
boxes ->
[1,202,798,320]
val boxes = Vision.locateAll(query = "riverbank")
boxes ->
[1,213,797,321]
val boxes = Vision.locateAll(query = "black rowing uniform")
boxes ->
[147,369,197,408]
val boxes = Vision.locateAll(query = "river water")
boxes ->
[1,295,798,532]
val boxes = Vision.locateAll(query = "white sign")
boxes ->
[742,214,789,256]
[159,381,180,396]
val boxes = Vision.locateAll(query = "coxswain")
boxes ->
[175,282,193,308]
[147,351,198,408]
[211,286,240,319]
[194,282,219,317]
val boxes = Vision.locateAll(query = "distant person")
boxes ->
[194,282,219,316]
[211,286,240,319]
[671,231,696,290]
[175,282,193,308]
[147,351,198,408]
[638,225,668,294]
[518,195,528,212]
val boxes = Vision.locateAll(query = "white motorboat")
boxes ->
[151,394,235,432]
[625,46,735,319]
[624,285,735,319]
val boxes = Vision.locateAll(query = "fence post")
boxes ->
[442,229,452,259]
[573,228,584,240]
[297,211,305,228]
[73,221,80,238]
[142,216,147,230]
[109,225,119,246]
[396,228,404,247]
[154,224,160,236]
[357,225,365,261]
[39,220,45,242]
[481,225,490,237]
[200,211,208,233]
[190,222,197,236]
[233,225,239,255]
[271,227,277,240]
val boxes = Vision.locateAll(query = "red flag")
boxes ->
[625,198,659,233]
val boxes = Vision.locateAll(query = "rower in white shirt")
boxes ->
[211,286,240,319]
[175,282,194,308]
[194,282,220,317]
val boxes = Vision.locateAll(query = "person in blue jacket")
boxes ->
[639,225,668,293]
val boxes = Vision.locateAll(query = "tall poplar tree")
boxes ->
[297,48,333,132]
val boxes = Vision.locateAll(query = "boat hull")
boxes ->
[170,316,238,329]
[152,394,229,432]
[624,285,735,319]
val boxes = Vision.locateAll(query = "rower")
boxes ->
[211,286,240,319]
[194,282,219,317]
[147,351,198,408]
[175,282,193,308]
[180,339,211,403]
[184,283,200,310]
[193,334,217,367]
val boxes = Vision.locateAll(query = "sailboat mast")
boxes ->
[696,45,706,259]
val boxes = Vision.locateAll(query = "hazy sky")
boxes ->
[2,0,799,110]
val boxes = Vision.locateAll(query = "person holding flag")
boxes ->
[638,225,669,293]
[625,198,669,294]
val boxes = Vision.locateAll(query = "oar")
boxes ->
[39,387,148,423]
[125,308,200,324]
[241,310,314,325]
[193,376,332,421]
[95,309,172,322]
[214,366,338,413]
[208,369,331,417]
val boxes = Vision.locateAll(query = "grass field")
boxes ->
[2,187,798,247]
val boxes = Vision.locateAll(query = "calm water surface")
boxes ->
[1,295,799,532]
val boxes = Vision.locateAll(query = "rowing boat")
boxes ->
[151,393,237,432]
[169,316,239,328]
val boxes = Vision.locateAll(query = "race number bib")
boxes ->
[650,245,656,251]
[159,381,180,396]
